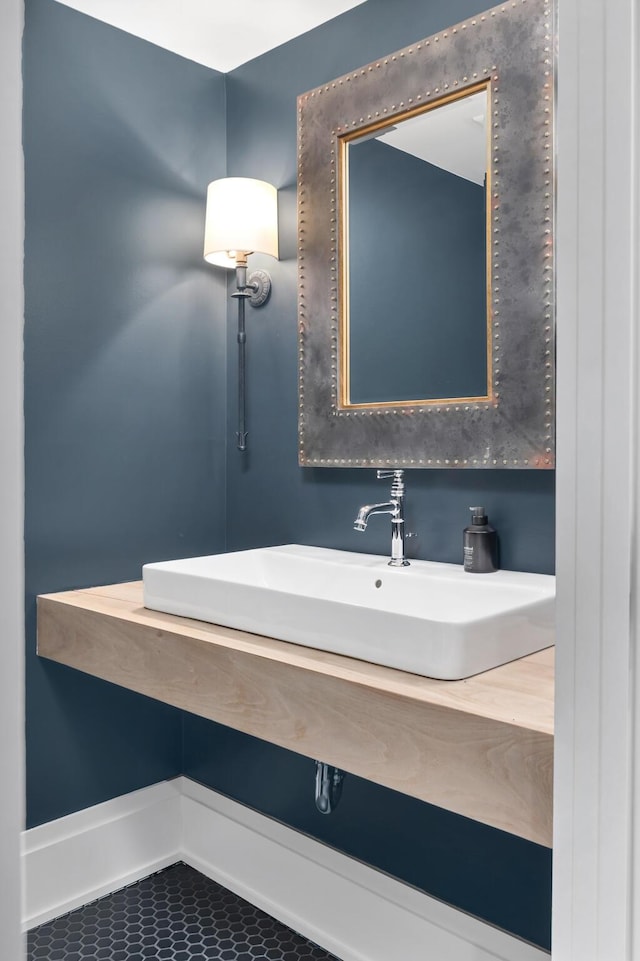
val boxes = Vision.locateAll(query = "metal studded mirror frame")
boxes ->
[297,0,555,469]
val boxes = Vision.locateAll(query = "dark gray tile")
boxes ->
[27,863,339,960]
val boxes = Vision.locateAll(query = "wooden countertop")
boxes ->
[37,580,554,847]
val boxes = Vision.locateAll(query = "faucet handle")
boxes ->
[376,469,404,480]
[377,468,405,498]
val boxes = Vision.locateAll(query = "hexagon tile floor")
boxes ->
[27,861,340,960]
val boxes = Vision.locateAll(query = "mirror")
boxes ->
[344,86,489,406]
[297,0,555,469]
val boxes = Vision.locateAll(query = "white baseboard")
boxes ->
[22,777,549,961]
[21,780,182,930]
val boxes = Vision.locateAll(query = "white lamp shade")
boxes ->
[203,177,279,269]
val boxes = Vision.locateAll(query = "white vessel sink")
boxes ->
[142,544,555,680]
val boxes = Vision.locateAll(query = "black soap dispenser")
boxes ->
[463,506,499,573]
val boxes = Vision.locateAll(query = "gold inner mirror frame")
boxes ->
[338,80,494,410]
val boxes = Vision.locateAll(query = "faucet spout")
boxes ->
[353,501,397,531]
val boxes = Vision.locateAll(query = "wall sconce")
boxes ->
[203,177,279,451]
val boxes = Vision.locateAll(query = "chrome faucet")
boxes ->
[354,469,409,567]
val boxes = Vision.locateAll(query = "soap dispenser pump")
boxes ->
[463,506,499,573]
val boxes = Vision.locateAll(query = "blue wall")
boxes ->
[218,0,555,577]
[183,0,554,949]
[24,0,554,949]
[349,139,487,403]
[23,0,228,827]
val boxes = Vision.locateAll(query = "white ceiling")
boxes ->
[52,0,367,73]
[376,90,488,186]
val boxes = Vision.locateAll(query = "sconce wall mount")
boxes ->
[233,263,272,309]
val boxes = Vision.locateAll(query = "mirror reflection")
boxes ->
[343,86,490,406]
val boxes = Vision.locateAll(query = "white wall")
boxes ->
[0,0,26,957]
[554,0,640,957]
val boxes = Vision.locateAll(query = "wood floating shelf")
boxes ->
[37,581,554,847]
